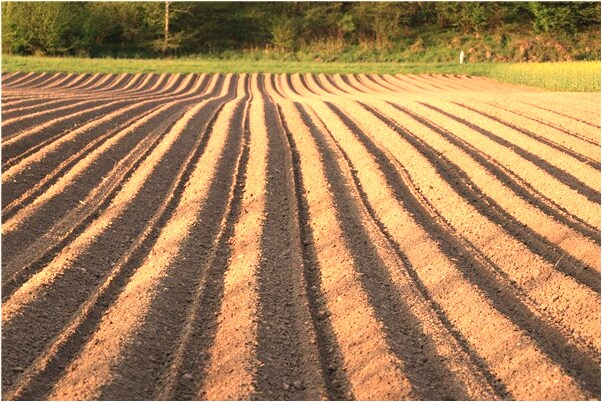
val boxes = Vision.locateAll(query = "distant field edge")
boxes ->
[2,55,600,92]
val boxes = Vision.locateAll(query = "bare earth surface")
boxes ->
[1,71,600,400]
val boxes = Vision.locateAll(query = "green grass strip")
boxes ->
[2,55,600,92]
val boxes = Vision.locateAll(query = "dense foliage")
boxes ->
[2,2,600,61]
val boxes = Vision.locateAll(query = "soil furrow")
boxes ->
[1,75,214,206]
[453,101,600,169]
[399,101,601,229]
[250,74,328,400]
[0,94,228,296]
[1,75,233,324]
[323,100,600,397]
[154,77,252,401]
[277,75,419,401]
[295,101,489,400]
[486,101,600,146]
[387,102,600,243]
[2,79,237,401]
[419,101,600,200]
[3,75,238,400]
[1,80,216,229]
[355,101,601,342]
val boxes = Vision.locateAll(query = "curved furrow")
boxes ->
[1,75,238,400]
[389,74,443,93]
[452,101,600,168]
[1,74,233,321]
[82,73,117,91]
[392,102,599,240]
[419,100,600,199]
[282,98,499,399]
[516,99,601,128]
[485,99,601,146]
[2,71,26,85]
[286,84,593,399]
[320,74,350,94]
[365,73,409,93]
[24,73,65,89]
[311,74,335,94]
[8,72,50,89]
[363,100,601,276]
[1,104,166,222]
[324,98,600,395]
[279,74,425,400]
[1,97,98,120]
[3,76,205,177]
[1,98,116,130]
[1,75,213,194]
[396,101,601,228]
[149,77,253,401]
[39,74,241,401]
[0,101,208,293]
[5,74,202,144]
[345,100,601,341]
[2,74,39,90]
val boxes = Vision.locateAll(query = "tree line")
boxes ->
[2,2,600,58]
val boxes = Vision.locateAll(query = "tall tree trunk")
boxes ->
[163,1,169,55]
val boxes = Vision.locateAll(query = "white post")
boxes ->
[459,50,465,64]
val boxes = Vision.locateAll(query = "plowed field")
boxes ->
[1,71,600,400]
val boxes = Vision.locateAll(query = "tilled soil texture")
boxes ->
[1,72,600,401]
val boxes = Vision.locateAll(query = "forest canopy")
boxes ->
[1,2,600,62]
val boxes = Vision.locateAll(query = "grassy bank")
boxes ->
[2,55,600,92]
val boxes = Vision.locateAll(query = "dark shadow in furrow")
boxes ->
[62,73,92,89]
[252,76,325,400]
[390,103,601,244]
[1,98,88,120]
[27,73,65,89]
[1,103,155,176]
[276,99,352,401]
[453,102,600,170]
[157,74,187,94]
[85,74,120,92]
[164,83,251,401]
[322,75,349,94]
[339,74,361,92]
[362,75,399,92]
[99,77,249,401]
[297,103,475,401]
[312,74,338,95]
[1,76,238,400]
[298,74,319,95]
[2,98,121,142]
[2,72,26,85]
[422,102,600,204]
[518,101,601,129]
[115,75,143,93]
[133,74,161,93]
[327,102,601,398]
[9,73,49,89]
[309,74,333,94]
[361,103,600,293]
[1,76,224,295]
[311,103,508,401]
[74,74,105,90]
[1,75,212,206]
[106,73,134,91]
[485,102,600,147]
[285,74,301,96]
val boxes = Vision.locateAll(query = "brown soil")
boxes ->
[2,72,600,400]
